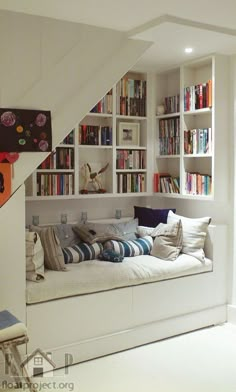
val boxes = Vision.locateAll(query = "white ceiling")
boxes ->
[1,0,236,72]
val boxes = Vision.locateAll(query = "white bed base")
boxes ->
[26,225,228,369]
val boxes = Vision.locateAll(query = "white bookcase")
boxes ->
[154,54,229,201]
[25,55,229,202]
[25,71,151,200]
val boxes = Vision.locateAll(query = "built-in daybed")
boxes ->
[26,221,227,369]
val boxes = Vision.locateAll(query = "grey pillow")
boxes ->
[113,218,138,240]
[72,223,124,244]
[151,220,183,261]
[53,224,80,248]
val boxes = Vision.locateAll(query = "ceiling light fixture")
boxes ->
[185,47,193,54]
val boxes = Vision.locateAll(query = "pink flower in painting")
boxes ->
[39,140,49,151]
[1,111,16,127]
[35,113,47,127]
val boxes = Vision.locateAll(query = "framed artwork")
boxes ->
[118,122,140,146]
[0,163,11,206]
[0,108,52,152]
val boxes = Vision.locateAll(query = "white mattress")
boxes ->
[26,254,213,304]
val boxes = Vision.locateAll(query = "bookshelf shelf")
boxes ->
[116,115,147,121]
[183,108,212,116]
[88,113,113,118]
[156,112,180,119]
[157,155,180,159]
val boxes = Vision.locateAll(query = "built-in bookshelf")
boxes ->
[154,56,219,199]
[25,55,228,201]
[25,72,149,199]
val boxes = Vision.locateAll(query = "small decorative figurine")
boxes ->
[80,162,109,194]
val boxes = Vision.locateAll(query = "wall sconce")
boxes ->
[32,215,39,226]
[61,213,68,224]
[115,209,122,219]
[81,211,87,224]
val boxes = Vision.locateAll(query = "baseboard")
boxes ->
[44,304,227,369]
[227,305,236,324]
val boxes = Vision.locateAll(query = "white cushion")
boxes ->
[167,211,211,261]
[151,220,183,261]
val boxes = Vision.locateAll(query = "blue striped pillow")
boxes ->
[104,236,153,257]
[62,242,103,263]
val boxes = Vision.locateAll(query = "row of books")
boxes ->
[116,173,146,193]
[185,172,212,195]
[117,78,146,100]
[116,78,146,117]
[90,89,113,114]
[61,130,74,145]
[163,94,180,114]
[153,172,180,193]
[159,137,180,155]
[38,148,74,170]
[159,117,180,138]
[116,149,146,170]
[37,174,74,196]
[184,80,212,111]
[79,125,112,145]
[184,128,212,154]
[117,96,146,117]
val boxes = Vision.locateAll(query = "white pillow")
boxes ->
[167,210,211,261]
[136,226,155,238]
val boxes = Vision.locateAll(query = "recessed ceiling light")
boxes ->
[185,47,193,54]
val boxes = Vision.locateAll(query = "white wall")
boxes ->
[0,186,26,321]
[0,10,151,315]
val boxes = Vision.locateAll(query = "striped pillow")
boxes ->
[104,236,153,257]
[31,225,66,271]
[63,242,103,263]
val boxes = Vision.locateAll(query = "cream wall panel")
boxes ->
[0,11,151,194]
[0,186,26,322]
[0,11,41,105]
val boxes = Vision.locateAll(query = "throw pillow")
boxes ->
[167,210,211,261]
[72,223,124,244]
[134,206,176,227]
[113,218,138,240]
[98,249,124,263]
[53,224,80,248]
[136,225,155,238]
[104,236,153,257]
[151,220,183,261]
[30,225,66,271]
[25,231,45,282]
[62,242,103,263]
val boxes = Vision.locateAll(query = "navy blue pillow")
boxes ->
[134,206,176,228]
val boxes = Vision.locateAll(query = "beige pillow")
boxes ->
[167,210,211,261]
[151,220,183,261]
[30,225,66,271]
[26,231,45,282]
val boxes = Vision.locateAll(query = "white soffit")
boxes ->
[130,17,236,72]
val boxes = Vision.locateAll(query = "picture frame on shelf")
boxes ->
[118,122,140,146]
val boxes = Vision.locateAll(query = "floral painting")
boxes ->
[0,108,52,152]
